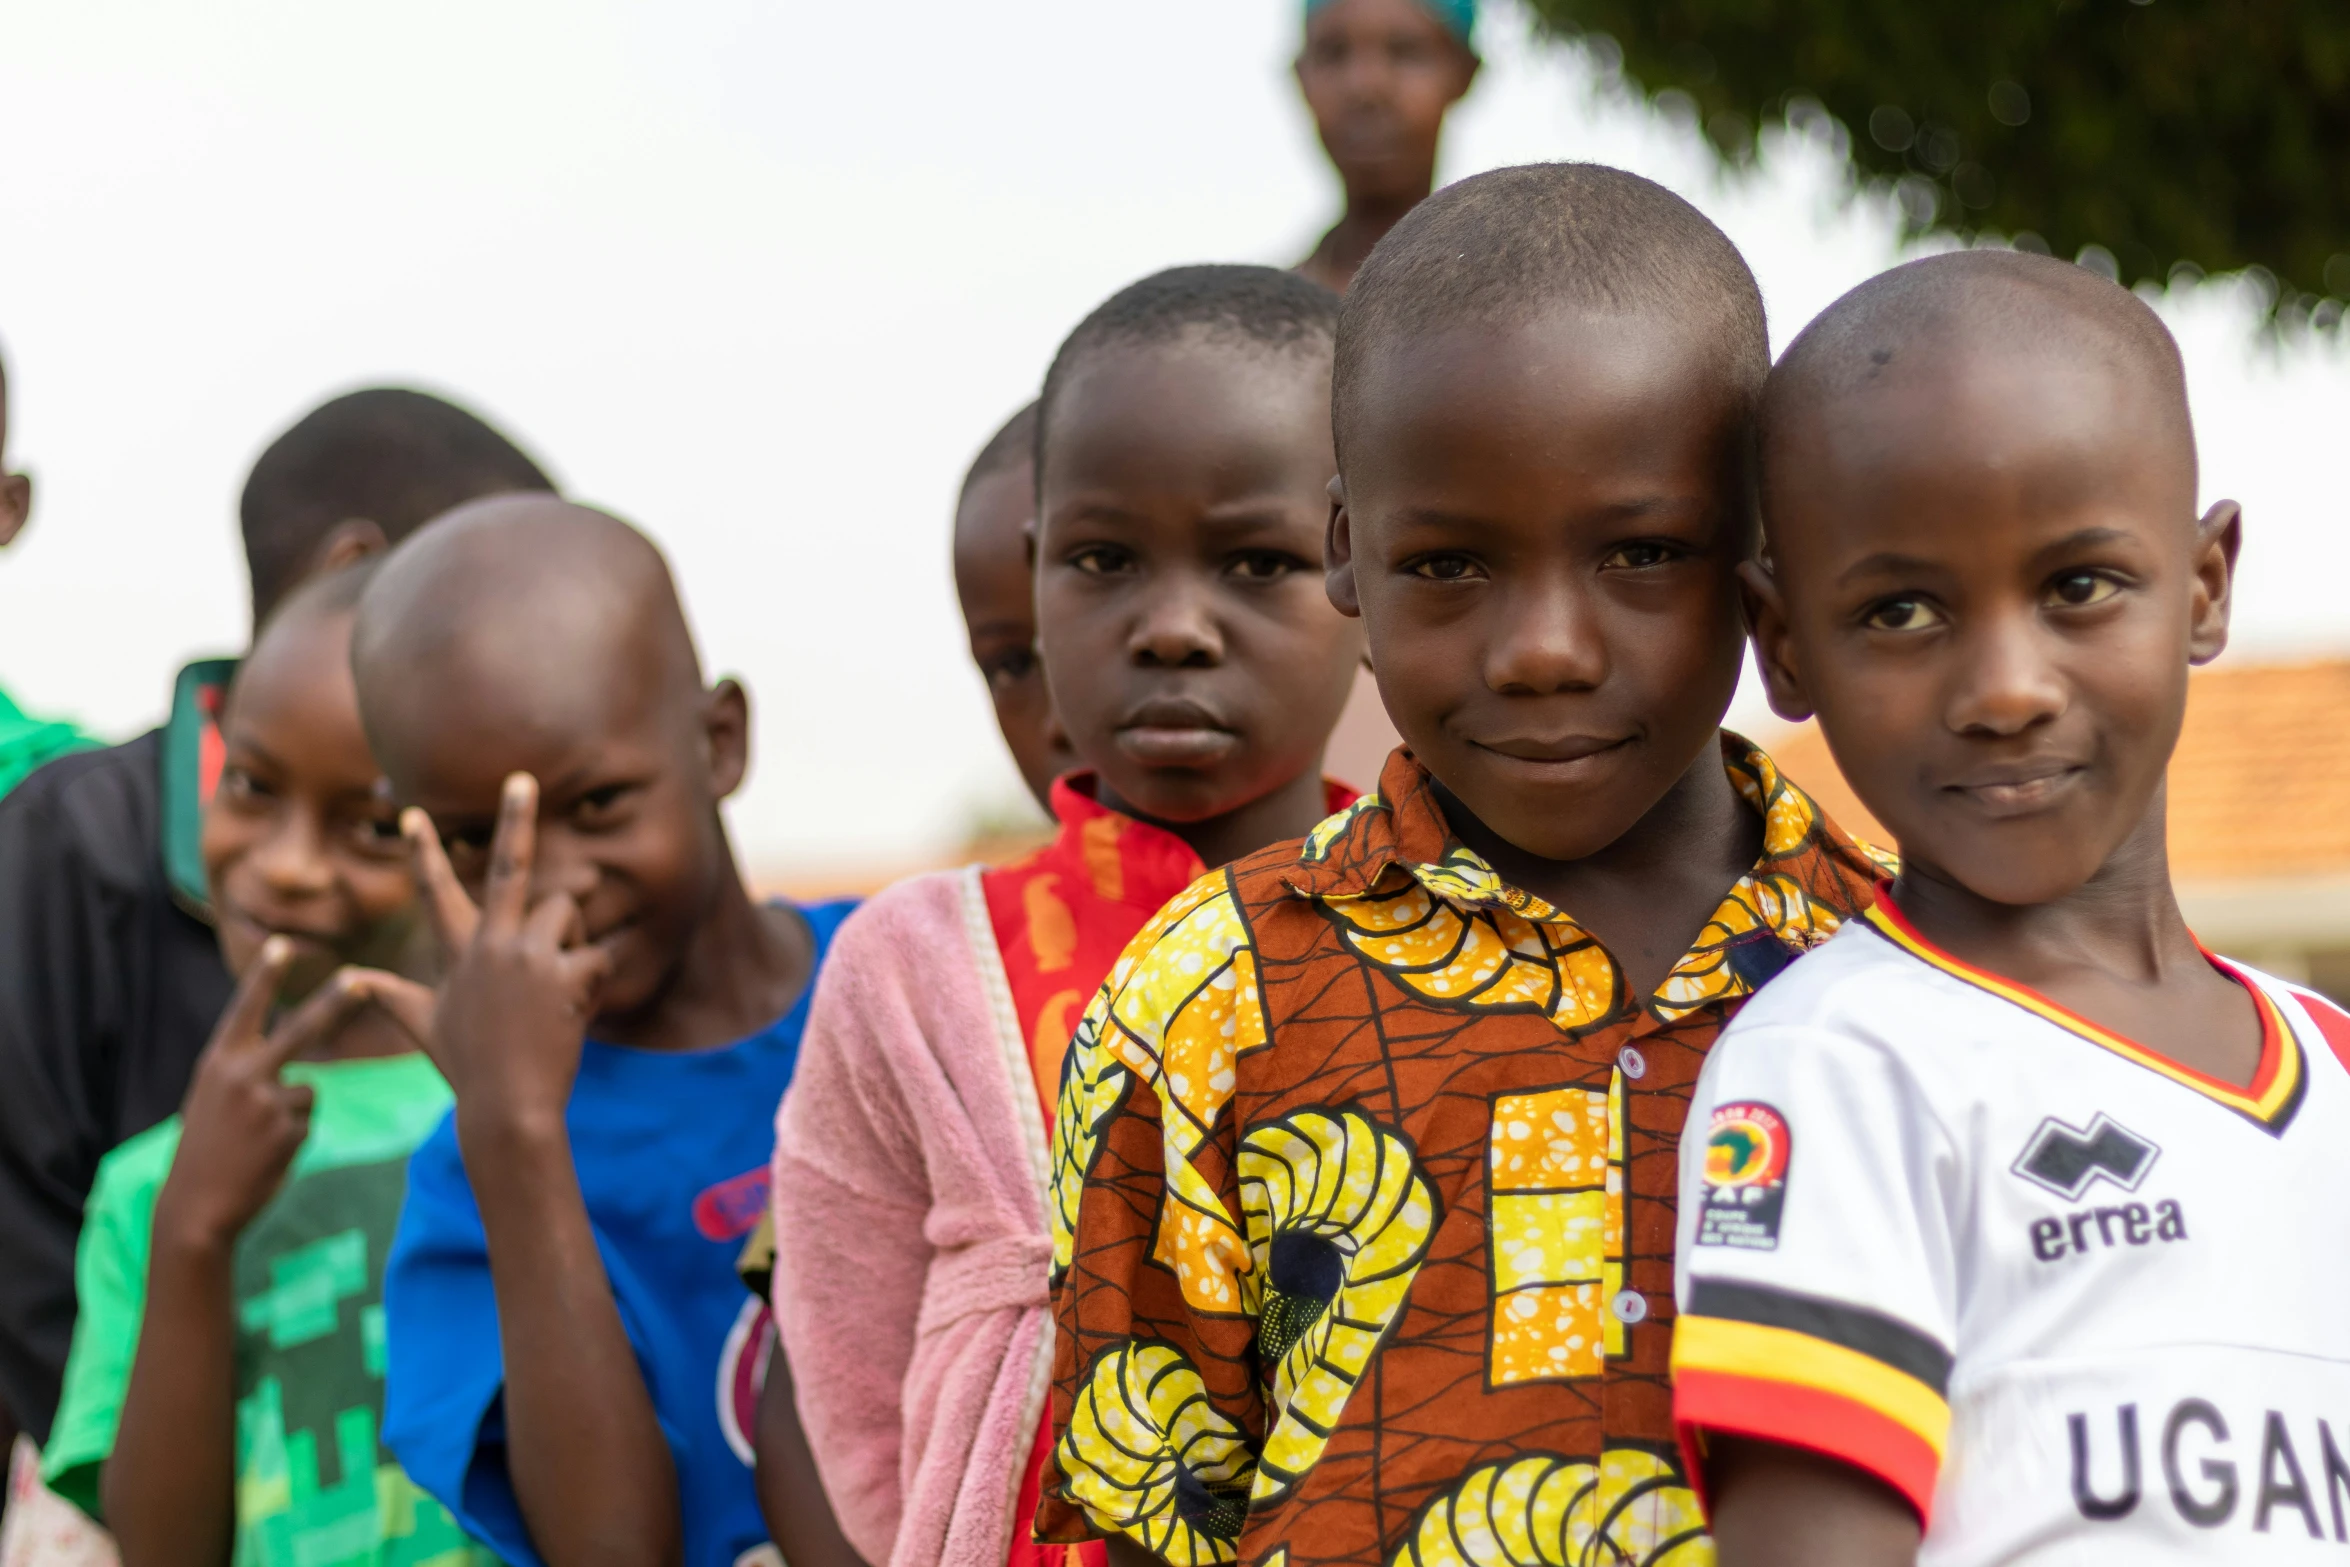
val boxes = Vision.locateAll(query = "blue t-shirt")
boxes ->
[381,899,855,1567]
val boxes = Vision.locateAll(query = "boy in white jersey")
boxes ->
[1670,248,2350,1566]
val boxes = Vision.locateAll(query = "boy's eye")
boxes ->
[1863,596,1947,633]
[573,784,633,822]
[1068,546,1134,577]
[443,824,495,864]
[985,647,1038,687]
[1407,554,1482,582]
[350,812,407,854]
[1227,550,1303,583]
[2046,571,2121,608]
[1599,541,1681,571]
[216,766,270,804]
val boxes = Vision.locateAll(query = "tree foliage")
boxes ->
[1520,0,2350,315]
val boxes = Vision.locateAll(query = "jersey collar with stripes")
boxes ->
[1861,886,2306,1135]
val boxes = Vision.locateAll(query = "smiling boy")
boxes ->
[357,497,855,1567]
[769,266,1363,1567]
[1672,251,2350,1566]
[1040,166,1883,1567]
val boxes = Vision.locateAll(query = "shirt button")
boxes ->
[1617,1045,1647,1080]
[1610,1289,1649,1325]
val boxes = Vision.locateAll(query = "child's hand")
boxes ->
[405,772,612,1140]
[153,938,374,1253]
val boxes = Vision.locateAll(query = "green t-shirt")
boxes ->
[0,681,100,798]
[44,1053,500,1567]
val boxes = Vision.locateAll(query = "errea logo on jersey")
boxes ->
[2013,1113,2158,1200]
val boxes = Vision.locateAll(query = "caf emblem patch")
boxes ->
[1697,1101,1790,1251]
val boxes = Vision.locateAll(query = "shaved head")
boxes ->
[1763,250,2195,526]
[351,495,704,782]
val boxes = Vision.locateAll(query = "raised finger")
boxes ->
[212,936,295,1056]
[405,809,480,952]
[255,968,377,1072]
[523,888,587,951]
[346,970,437,1047]
[483,773,538,933]
[559,942,613,1020]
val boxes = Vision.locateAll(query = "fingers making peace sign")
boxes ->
[152,937,377,1252]
[401,773,612,1134]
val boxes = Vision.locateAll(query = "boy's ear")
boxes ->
[2186,500,2240,667]
[308,518,390,579]
[0,470,32,549]
[703,679,751,800]
[1736,558,1814,723]
[1324,476,1362,619]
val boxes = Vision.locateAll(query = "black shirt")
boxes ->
[0,721,234,1443]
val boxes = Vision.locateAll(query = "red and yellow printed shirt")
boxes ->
[985,772,1355,1567]
[1039,739,1889,1567]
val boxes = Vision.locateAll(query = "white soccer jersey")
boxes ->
[1670,896,2350,1565]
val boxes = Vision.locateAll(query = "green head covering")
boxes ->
[1305,0,1475,46]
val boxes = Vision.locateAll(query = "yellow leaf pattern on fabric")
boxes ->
[1390,1450,1713,1566]
[1058,1341,1257,1566]
[1055,882,1268,1312]
[1300,794,1384,864]
[1486,1077,1626,1384]
[1051,1002,1135,1275]
[1238,1111,1436,1502]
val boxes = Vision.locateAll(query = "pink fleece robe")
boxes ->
[770,868,1053,1567]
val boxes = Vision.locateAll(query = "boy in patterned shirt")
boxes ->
[1040,163,1885,1567]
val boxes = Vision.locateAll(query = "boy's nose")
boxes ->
[252,813,336,897]
[1947,611,2068,737]
[1127,583,1224,668]
[1483,583,1607,695]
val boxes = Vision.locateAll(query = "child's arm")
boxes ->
[104,944,370,1567]
[753,1340,870,1567]
[405,778,677,1567]
[1706,1437,1919,1567]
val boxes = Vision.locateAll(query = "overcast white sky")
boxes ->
[4,1,2343,876]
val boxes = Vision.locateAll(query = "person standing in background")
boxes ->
[0,346,103,799]
[1292,0,1479,296]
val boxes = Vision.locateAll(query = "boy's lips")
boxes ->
[1943,760,2089,817]
[1116,698,1239,768]
[1470,733,1632,777]
[1116,725,1240,767]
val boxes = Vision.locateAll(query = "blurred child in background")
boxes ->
[1293,0,1479,294]
[0,389,549,1543]
[765,266,1363,1567]
[365,497,855,1567]
[40,562,492,1567]
[954,401,1075,812]
[0,345,102,798]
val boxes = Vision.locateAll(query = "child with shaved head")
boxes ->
[1673,251,2350,1565]
[768,265,1363,1567]
[355,497,854,1567]
[1042,166,1883,1567]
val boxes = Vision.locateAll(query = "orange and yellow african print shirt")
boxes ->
[1039,738,1890,1567]
[987,772,1356,1567]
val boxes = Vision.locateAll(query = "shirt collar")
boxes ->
[1283,736,1895,1019]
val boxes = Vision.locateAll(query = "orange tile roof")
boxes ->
[1759,657,2350,882]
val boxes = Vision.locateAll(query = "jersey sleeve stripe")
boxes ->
[1671,1314,1950,1452]
[1686,1278,1952,1391]
[1672,1363,1943,1525]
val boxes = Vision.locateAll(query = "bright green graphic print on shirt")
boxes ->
[44,1053,497,1567]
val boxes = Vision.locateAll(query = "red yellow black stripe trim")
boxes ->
[1862,887,2305,1134]
[1672,1314,1948,1524]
